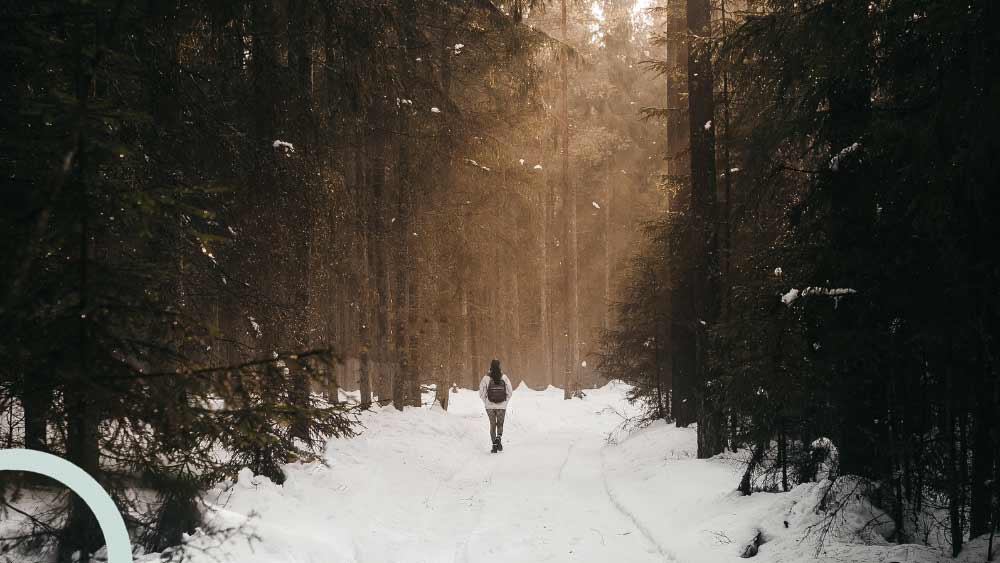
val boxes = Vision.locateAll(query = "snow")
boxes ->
[7,385,982,563]
[137,384,964,563]
[829,142,861,171]
[533,164,543,170]
[781,288,801,305]
[803,287,857,298]
[810,437,839,481]
[704,120,712,130]
[602,423,967,563]
[272,140,295,153]
[782,286,857,306]
[143,383,670,563]
[592,201,601,209]
[463,158,492,173]
[430,107,441,113]
[248,316,262,338]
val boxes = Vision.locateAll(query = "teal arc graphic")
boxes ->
[0,449,134,563]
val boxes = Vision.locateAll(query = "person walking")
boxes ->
[479,359,513,453]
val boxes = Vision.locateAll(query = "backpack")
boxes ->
[486,377,507,403]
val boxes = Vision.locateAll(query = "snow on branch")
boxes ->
[272,139,295,156]
[781,287,857,307]
[462,158,492,172]
[829,142,861,171]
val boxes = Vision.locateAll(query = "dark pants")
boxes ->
[487,409,506,441]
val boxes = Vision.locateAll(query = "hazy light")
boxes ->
[631,0,654,29]
[590,2,605,22]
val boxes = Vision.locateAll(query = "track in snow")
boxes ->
[458,429,664,563]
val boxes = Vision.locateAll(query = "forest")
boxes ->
[1,1,998,562]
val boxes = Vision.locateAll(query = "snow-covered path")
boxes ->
[338,386,666,563]
[165,384,670,563]
[153,383,960,563]
[455,429,663,563]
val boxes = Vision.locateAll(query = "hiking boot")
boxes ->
[496,435,503,452]
[491,438,499,453]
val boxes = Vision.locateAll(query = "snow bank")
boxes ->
[602,422,955,563]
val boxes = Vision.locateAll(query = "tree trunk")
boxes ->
[946,368,964,557]
[560,0,576,400]
[405,257,421,407]
[686,0,723,458]
[62,276,102,561]
[461,285,472,389]
[368,117,393,406]
[469,305,480,388]
[651,267,666,420]
[541,133,554,387]
[779,420,789,492]
[62,398,102,563]
[22,375,51,450]
[970,361,994,537]
[665,0,693,428]
[719,0,733,294]
[359,348,372,408]
[738,440,766,496]
[604,157,612,333]
[511,256,522,378]
[392,243,409,409]
[435,365,450,410]
[286,0,314,443]
[60,25,103,558]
